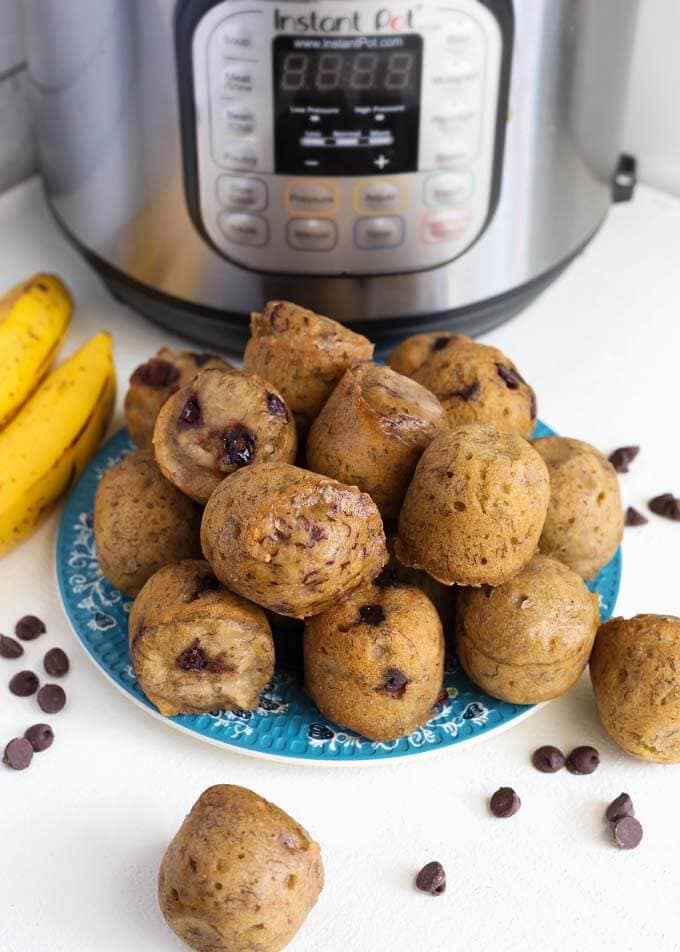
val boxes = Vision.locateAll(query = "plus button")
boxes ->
[373,154,390,170]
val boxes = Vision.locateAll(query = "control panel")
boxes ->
[183,0,507,275]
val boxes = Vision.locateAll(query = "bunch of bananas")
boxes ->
[0,274,116,557]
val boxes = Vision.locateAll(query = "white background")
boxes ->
[1,178,680,952]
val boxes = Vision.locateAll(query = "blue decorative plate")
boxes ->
[56,423,621,764]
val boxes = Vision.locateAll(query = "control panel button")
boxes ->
[219,211,269,246]
[221,23,253,51]
[444,14,477,46]
[355,216,405,250]
[355,181,404,213]
[286,218,337,251]
[424,172,473,206]
[222,63,255,95]
[435,141,476,168]
[285,181,338,216]
[421,209,471,244]
[224,102,255,136]
[219,139,258,170]
[216,176,267,211]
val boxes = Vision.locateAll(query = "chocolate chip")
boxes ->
[24,723,54,752]
[15,615,46,641]
[382,667,409,698]
[131,359,180,389]
[496,363,523,390]
[529,391,537,420]
[432,336,452,351]
[358,603,385,626]
[37,684,66,714]
[9,670,39,696]
[266,392,288,418]
[606,793,635,823]
[177,641,208,672]
[453,380,480,401]
[435,687,448,707]
[3,737,33,770]
[224,424,257,468]
[565,745,600,774]
[0,635,23,659]
[649,493,680,521]
[43,648,69,678]
[531,745,566,773]
[624,506,647,527]
[191,352,215,367]
[612,815,643,850]
[608,445,640,473]
[188,573,220,601]
[415,861,446,895]
[179,394,202,426]
[489,787,521,817]
[268,303,289,331]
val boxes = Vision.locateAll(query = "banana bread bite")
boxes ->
[243,300,374,432]
[129,560,274,717]
[532,436,623,579]
[388,331,460,378]
[304,580,445,741]
[94,449,201,597]
[590,614,680,763]
[201,462,387,618]
[124,348,231,448]
[153,367,297,504]
[159,784,323,952]
[396,423,550,587]
[456,554,599,704]
[398,334,536,438]
[306,362,447,517]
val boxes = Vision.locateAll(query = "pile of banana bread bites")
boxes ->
[94,300,680,764]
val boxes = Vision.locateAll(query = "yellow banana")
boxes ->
[0,332,116,557]
[0,273,72,428]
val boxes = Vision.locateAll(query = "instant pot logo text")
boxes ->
[273,8,415,33]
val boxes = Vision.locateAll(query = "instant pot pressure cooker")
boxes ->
[26,0,639,349]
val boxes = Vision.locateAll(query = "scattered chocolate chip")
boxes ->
[415,861,446,896]
[435,686,448,707]
[43,648,69,678]
[0,635,23,659]
[566,745,600,774]
[37,684,66,714]
[191,352,215,367]
[606,793,635,823]
[131,359,180,389]
[625,506,648,527]
[9,670,39,696]
[177,641,208,672]
[453,380,480,401]
[608,445,640,473]
[189,573,221,601]
[3,737,33,770]
[15,615,46,641]
[496,363,522,390]
[531,745,566,773]
[24,723,54,752]
[266,392,288,418]
[382,667,409,697]
[489,787,521,817]
[268,303,289,332]
[649,493,680,521]
[224,424,257,468]
[612,815,643,850]
[179,394,202,426]
[432,336,452,351]
[358,603,385,626]
[529,391,537,420]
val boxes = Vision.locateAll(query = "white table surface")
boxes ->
[1,177,680,952]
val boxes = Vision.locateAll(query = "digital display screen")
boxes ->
[273,35,422,176]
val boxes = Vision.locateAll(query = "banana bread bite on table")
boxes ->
[159,784,323,952]
[389,333,536,438]
[153,367,297,504]
[243,300,374,433]
[94,449,201,597]
[396,423,550,587]
[456,554,600,704]
[124,348,231,448]
[532,435,624,579]
[590,614,680,763]
[306,362,447,517]
[304,580,445,741]
[128,560,274,717]
[387,331,460,378]
[201,462,387,618]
